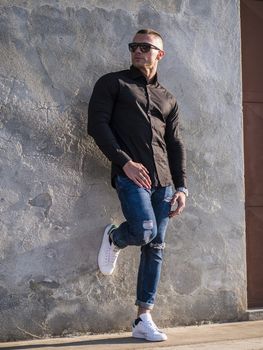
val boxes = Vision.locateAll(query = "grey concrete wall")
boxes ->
[0,0,246,341]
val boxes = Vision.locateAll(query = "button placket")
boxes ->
[146,84,160,186]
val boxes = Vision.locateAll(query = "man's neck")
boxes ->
[139,66,157,83]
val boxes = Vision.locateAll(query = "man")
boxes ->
[88,29,187,342]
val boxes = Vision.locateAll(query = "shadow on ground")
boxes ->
[1,336,148,349]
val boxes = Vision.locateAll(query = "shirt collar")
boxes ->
[130,65,158,85]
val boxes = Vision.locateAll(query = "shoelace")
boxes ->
[110,245,120,262]
[105,244,120,264]
[143,319,160,333]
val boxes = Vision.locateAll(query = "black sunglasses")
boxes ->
[128,42,161,53]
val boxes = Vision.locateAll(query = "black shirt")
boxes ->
[88,65,186,189]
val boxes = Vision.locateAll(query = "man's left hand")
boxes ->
[169,191,186,218]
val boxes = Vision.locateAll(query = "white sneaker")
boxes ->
[132,313,167,342]
[98,224,120,275]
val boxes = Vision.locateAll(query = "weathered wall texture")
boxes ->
[0,0,246,341]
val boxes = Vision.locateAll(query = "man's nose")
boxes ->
[134,46,142,53]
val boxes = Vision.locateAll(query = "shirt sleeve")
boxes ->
[164,101,187,188]
[87,74,131,167]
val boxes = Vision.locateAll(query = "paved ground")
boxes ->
[0,320,263,350]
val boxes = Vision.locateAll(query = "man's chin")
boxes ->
[133,62,145,69]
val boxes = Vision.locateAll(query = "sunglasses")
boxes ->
[128,42,161,53]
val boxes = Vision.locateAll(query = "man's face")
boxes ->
[130,34,165,71]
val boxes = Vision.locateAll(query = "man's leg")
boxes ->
[132,185,173,341]
[98,175,157,275]
[111,175,157,248]
[136,185,172,309]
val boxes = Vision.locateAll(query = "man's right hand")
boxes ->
[123,160,151,189]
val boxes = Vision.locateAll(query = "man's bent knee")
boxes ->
[130,219,157,246]
[142,220,156,244]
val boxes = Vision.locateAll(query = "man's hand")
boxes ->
[169,191,186,218]
[123,160,151,189]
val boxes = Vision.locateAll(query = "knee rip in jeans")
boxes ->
[149,242,166,250]
[143,220,153,230]
[142,220,153,243]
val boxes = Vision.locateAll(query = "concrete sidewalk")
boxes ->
[0,320,263,350]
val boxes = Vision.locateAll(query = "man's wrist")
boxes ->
[122,160,132,169]
[176,187,189,197]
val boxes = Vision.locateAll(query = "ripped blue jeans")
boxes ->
[112,175,173,310]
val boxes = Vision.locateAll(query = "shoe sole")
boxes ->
[132,331,167,342]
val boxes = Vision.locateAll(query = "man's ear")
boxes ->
[157,50,165,61]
